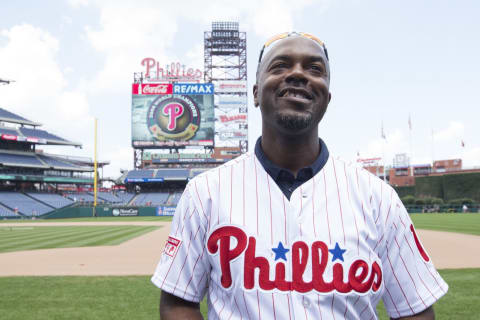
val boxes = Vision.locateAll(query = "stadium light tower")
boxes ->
[204,22,248,153]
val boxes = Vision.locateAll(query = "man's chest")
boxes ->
[205,175,384,298]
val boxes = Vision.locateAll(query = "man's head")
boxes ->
[253,32,331,136]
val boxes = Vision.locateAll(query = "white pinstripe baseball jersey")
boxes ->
[152,152,448,319]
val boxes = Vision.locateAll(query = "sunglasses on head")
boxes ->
[258,32,329,65]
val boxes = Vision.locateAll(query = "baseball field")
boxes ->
[0,213,479,319]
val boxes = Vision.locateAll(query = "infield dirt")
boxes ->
[0,221,478,276]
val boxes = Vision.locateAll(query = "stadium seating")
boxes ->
[155,169,189,179]
[66,193,96,203]
[0,126,20,136]
[132,192,170,206]
[190,168,208,178]
[115,192,135,204]
[125,170,155,179]
[19,128,67,142]
[0,192,53,216]
[169,192,183,205]
[37,155,82,169]
[0,152,45,167]
[91,192,122,203]
[26,193,74,209]
[0,203,16,217]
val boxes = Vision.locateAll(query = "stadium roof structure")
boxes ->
[0,107,41,126]
[0,108,82,147]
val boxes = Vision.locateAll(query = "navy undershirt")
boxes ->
[254,137,330,200]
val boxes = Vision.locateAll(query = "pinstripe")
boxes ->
[322,169,332,243]
[344,162,360,254]
[385,245,415,313]
[172,228,196,294]
[332,158,346,244]
[242,292,251,320]
[384,286,401,317]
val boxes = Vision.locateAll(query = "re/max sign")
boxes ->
[173,83,214,95]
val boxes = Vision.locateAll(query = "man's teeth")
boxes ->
[283,91,308,99]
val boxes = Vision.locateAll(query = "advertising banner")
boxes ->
[215,95,247,108]
[112,208,139,217]
[218,114,247,124]
[124,177,164,183]
[214,80,247,93]
[156,206,176,216]
[132,83,214,147]
[218,130,248,141]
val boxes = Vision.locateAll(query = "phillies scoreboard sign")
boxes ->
[131,83,214,147]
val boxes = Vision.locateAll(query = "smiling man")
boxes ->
[152,32,448,320]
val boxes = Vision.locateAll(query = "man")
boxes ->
[152,32,448,319]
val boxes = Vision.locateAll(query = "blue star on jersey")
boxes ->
[272,242,289,261]
[329,242,347,262]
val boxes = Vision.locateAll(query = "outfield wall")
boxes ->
[42,205,173,219]
[394,172,480,202]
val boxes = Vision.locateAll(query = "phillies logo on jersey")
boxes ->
[207,225,383,294]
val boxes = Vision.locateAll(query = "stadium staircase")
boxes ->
[128,194,139,206]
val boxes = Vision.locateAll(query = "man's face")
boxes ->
[253,36,331,135]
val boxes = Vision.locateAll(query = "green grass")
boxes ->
[0,225,159,253]
[411,213,480,236]
[0,269,477,319]
[0,216,173,223]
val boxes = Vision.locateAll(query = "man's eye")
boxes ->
[310,65,325,73]
[270,63,288,70]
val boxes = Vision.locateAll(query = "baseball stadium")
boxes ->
[1,21,479,320]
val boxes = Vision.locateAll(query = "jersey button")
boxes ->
[302,193,308,198]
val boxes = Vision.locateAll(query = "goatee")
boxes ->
[276,113,312,131]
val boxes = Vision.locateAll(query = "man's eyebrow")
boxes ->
[267,54,327,66]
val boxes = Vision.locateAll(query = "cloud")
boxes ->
[80,0,332,93]
[433,121,465,142]
[463,147,480,168]
[67,0,89,8]
[0,24,92,145]
[363,129,409,162]
[103,146,133,176]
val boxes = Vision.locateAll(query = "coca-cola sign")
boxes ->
[1,134,18,141]
[133,84,173,95]
[141,58,203,81]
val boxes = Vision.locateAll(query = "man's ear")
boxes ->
[253,84,259,107]
[328,92,332,103]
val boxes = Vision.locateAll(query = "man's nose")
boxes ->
[285,63,307,85]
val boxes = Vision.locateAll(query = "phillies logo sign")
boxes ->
[162,103,184,130]
[207,226,383,294]
[147,95,200,141]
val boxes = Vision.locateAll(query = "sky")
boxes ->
[0,0,479,178]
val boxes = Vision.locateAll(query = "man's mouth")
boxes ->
[278,88,312,101]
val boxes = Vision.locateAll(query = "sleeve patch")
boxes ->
[164,236,182,258]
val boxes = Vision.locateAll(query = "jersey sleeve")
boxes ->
[151,184,210,303]
[380,191,448,318]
